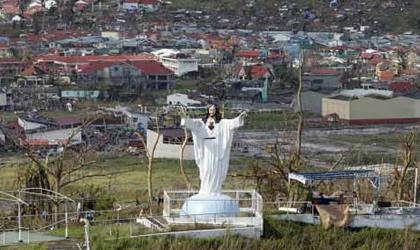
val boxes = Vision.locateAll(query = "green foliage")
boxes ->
[81,184,116,211]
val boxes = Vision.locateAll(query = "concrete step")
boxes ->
[47,240,79,250]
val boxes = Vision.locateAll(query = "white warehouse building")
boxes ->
[147,128,195,160]
[167,93,201,106]
[152,49,199,76]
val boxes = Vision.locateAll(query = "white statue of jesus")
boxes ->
[180,105,247,194]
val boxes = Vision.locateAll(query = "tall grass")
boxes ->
[86,218,420,250]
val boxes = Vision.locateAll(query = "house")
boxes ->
[44,0,57,9]
[147,128,194,160]
[0,58,28,85]
[406,51,420,70]
[376,61,399,80]
[292,89,337,115]
[34,55,156,75]
[61,90,101,100]
[18,113,82,146]
[11,15,24,22]
[235,50,279,62]
[226,80,265,107]
[389,82,411,93]
[0,126,5,146]
[152,49,199,76]
[0,89,6,110]
[0,44,12,58]
[304,67,342,89]
[138,0,160,11]
[1,0,20,14]
[129,61,175,90]
[101,106,149,130]
[236,64,274,81]
[16,65,47,87]
[167,93,201,106]
[75,0,89,11]
[122,0,140,11]
[27,1,46,14]
[77,62,145,98]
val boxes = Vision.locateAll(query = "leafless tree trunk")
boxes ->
[136,110,161,215]
[295,51,305,162]
[180,128,192,190]
[395,132,417,201]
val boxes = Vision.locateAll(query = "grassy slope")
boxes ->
[0,155,255,201]
[5,218,420,250]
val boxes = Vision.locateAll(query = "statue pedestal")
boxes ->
[180,193,239,219]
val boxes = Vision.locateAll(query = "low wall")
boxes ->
[131,227,262,239]
[165,216,263,229]
[272,214,420,231]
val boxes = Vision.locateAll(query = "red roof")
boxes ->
[309,67,339,75]
[237,65,272,79]
[0,58,24,63]
[36,55,157,64]
[370,55,387,65]
[139,0,159,5]
[130,61,173,75]
[236,51,261,58]
[249,65,270,78]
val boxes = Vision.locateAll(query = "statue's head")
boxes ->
[209,105,216,117]
[203,104,222,124]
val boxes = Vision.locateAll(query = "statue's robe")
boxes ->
[181,116,244,194]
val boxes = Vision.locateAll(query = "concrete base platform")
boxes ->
[180,193,239,218]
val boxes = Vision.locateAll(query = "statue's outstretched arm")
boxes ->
[227,111,247,130]
[179,107,202,132]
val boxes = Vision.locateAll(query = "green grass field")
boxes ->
[330,134,401,150]
[0,155,255,202]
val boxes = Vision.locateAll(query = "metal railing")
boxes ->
[163,190,263,217]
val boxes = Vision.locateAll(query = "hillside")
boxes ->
[166,0,420,34]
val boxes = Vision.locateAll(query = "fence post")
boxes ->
[65,203,69,239]
[80,219,90,250]
[236,192,239,207]
[18,191,22,243]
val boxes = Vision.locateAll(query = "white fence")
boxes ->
[163,190,263,232]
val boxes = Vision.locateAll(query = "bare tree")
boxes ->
[180,128,192,190]
[135,110,161,215]
[6,116,128,224]
[235,52,307,202]
[393,132,417,201]
[295,51,304,161]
